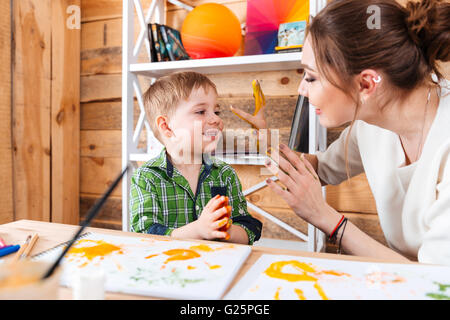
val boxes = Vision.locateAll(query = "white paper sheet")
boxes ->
[35,233,251,299]
[226,254,450,300]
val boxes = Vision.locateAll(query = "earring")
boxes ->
[373,75,382,83]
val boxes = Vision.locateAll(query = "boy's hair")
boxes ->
[143,71,218,142]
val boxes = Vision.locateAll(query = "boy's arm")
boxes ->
[225,168,263,245]
[129,172,174,235]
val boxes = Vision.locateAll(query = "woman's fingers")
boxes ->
[265,176,292,201]
[279,144,318,180]
[267,147,300,180]
[264,157,296,192]
[300,153,320,181]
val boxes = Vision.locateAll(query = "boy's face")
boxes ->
[166,86,223,161]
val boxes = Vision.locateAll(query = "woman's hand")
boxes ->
[264,143,327,225]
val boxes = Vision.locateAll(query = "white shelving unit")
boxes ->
[122,0,328,251]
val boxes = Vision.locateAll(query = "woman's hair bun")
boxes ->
[405,0,450,63]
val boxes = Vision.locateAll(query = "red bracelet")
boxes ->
[329,215,345,240]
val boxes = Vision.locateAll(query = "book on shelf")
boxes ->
[160,25,190,61]
[148,23,190,62]
[149,23,162,62]
[147,24,158,62]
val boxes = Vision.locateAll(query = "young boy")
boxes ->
[130,71,262,245]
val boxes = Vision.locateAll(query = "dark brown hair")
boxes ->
[306,0,449,177]
[143,71,217,141]
[308,0,449,96]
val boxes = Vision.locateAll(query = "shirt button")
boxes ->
[142,216,148,221]
[239,208,244,214]
[196,205,200,211]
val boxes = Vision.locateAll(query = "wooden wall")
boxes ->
[0,1,13,225]
[79,0,449,252]
[11,0,80,224]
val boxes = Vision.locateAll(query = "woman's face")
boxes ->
[298,36,357,128]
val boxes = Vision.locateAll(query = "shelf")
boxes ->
[129,52,303,77]
[130,152,268,166]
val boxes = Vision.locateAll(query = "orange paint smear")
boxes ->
[209,265,221,269]
[314,282,329,300]
[145,254,158,259]
[163,249,201,263]
[264,260,347,300]
[187,265,196,270]
[189,244,213,252]
[320,270,350,277]
[294,288,306,300]
[274,287,282,300]
[68,240,122,261]
[264,261,317,282]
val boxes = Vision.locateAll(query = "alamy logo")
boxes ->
[366,5,381,30]
[66,5,81,30]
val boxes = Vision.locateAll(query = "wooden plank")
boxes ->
[81,0,154,22]
[80,157,122,196]
[80,193,122,230]
[80,0,244,23]
[81,71,302,102]
[81,130,122,157]
[81,100,141,130]
[0,0,13,224]
[12,0,52,222]
[51,0,81,225]
[326,173,378,214]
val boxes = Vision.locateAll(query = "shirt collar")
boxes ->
[149,147,219,178]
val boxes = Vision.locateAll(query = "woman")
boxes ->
[232,0,450,265]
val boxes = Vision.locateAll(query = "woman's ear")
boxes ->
[155,115,173,138]
[358,69,381,101]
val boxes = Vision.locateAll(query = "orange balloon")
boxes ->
[181,3,242,59]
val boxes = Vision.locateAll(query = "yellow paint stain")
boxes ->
[264,260,348,300]
[274,287,282,300]
[114,260,123,271]
[209,265,221,269]
[264,261,317,282]
[189,244,213,252]
[314,282,329,300]
[68,239,122,261]
[163,249,201,263]
[320,270,350,277]
[294,288,306,300]
[187,265,196,270]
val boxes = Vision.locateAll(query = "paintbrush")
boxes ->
[41,165,129,280]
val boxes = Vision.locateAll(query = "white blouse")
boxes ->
[316,82,450,266]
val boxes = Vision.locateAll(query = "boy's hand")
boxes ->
[196,195,231,240]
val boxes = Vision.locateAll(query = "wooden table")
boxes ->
[0,220,393,300]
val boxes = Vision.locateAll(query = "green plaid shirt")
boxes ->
[130,148,262,244]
